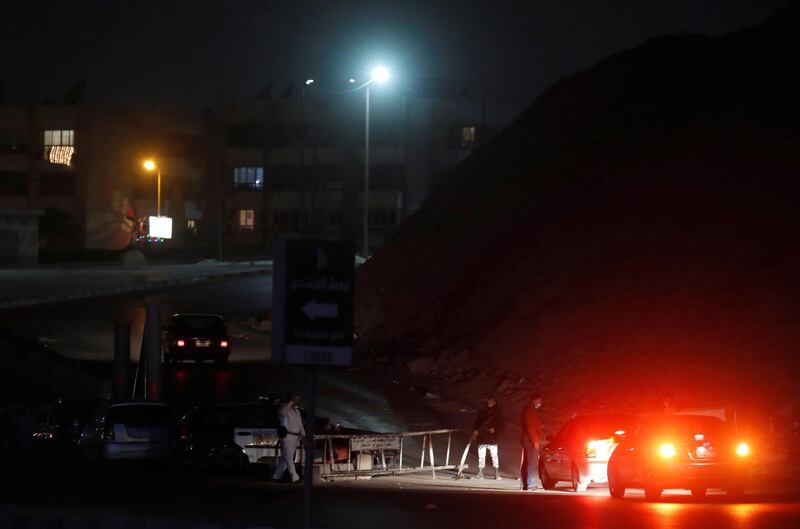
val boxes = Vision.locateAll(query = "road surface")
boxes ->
[2,463,798,529]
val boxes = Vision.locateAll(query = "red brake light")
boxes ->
[220,340,229,348]
[658,443,677,458]
[177,339,185,347]
[735,442,750,457]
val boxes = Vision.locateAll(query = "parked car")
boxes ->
[606,414,752,500]
[164,313,230,364]
[79,401,173,465]
[540,414,635,491]
[178,402,282,473]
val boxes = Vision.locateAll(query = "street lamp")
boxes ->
[142,159,162,217]
[362,64,391,257]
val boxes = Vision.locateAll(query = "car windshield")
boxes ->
[108,405,171,426]
[640,415,729,440]
[171,316,225,334]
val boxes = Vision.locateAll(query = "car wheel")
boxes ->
[691,488,707,497]
[608,469,626,499]
[571,464,587,492]
[539,462,557,490]
[644,485,663,501]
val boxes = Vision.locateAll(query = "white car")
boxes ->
[80,401,173,465]
[540,414,635,491]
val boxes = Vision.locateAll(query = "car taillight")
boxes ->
[177,340,185,347]
[586,440,598,458]
[735,442,750,457]
[220,340,229,348]
[658,443,677,458]
[103,424,115,441]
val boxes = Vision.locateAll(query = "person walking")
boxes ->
[520,393,544,490]
[472,396,505,480]
[273,393,305,483]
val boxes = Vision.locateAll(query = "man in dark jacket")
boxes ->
[520,393,543,490]
[472,397,505,480]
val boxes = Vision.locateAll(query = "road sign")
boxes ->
[272,239,355,366]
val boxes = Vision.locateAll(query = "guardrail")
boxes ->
[314,428,460,479]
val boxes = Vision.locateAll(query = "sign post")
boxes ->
[272,238,355,529]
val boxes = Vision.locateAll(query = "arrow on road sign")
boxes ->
[302,299,339,320]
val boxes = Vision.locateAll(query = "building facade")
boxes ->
[0,80,505,259]
[205,78,501,257]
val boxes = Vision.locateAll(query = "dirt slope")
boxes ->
[355,3,800,418]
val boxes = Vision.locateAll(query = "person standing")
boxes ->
[472,397,505,480]
[520,393,544,490]
[273,393,305,483]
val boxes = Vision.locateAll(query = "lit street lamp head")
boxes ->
[371,65,390,85]
[305,79,314,85]
[143,159,157,171]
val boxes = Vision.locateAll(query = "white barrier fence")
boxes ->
[315,428,460,479]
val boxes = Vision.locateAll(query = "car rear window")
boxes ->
[560,415,634,440]
[641,415,728,439]
[108,405,171,426]
[171,316,225,334]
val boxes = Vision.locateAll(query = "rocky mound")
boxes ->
[355,3,800,419]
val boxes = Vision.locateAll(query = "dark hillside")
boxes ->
[355,3,800,416]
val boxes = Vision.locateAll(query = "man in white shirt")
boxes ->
[273,393,305,483]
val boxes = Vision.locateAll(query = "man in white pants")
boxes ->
[472,396,505,480]
[273,393,305,483]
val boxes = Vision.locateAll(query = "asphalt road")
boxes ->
[2,275,443,432]
[4,275,273,362]
[3,463,799,529]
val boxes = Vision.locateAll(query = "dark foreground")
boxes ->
[3,462,800,529]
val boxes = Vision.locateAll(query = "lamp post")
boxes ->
[362,65,390,257]
[143,159,161,217]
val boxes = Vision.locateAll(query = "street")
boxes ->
[3,462,799,529]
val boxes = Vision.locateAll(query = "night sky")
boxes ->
[0,0,788,113]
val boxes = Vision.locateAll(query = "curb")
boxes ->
[0,267,272,312]
[0,506,276,529]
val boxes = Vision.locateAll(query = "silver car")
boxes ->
[540,414,635,491]
[80,401,173,465]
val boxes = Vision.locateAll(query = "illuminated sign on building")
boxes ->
[48,145,75,166]
[148,216,173,239]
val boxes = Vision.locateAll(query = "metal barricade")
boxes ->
[314,428,460,479]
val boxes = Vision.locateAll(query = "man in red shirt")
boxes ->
[520,393,544,490]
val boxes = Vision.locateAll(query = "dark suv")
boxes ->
[164,314,230,364]
[607,414,752,500]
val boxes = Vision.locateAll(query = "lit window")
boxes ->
[238,209,255,230]
[233,166,264,189]
[43,129,75,166]
[186,219,197,233]
[461,126,476,146]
